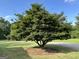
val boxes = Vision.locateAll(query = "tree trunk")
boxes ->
[36,40,47,48]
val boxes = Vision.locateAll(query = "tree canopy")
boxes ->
[11,4,71,47]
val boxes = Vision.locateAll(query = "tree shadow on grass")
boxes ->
[33,44,79,54]
[0,47,32,59]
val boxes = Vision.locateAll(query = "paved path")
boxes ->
[48,42,79,50]
[0,57,7,59]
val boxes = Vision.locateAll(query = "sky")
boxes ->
[0,0,79,24]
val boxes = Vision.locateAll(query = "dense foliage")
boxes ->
[0,17,10,39]
[71,15,79,38]
[11,4,71,47]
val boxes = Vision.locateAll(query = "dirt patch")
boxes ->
[26,48,58,55]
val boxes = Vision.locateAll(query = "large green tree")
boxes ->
[12,4,71,47]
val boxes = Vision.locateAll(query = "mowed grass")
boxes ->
[0,39,79,59]
[53,39,79,43]
[0,41,36,59]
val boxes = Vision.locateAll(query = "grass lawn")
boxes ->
[0,39,79,59]
[53,39,79,43]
